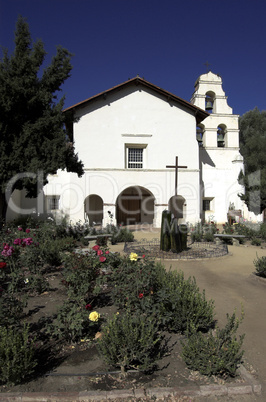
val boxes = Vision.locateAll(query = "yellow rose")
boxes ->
[89,311,100,322]
[130,252,138,261]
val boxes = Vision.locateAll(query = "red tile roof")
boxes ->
[63,76,209,124]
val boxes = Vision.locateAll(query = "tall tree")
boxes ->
[0,16,84,221]
[238,107,266,215]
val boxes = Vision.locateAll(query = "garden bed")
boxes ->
[0,220,252,395]
[1,267,242,394]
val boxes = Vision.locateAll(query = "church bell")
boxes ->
[205,101,213,111]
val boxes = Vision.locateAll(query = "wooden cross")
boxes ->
[166,156,187,196]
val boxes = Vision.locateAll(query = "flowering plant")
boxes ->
[129,252,138,261]
[89,311,100,322]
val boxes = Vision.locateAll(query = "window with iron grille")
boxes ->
[203,199,210,211]
[127,147,143,168]
[203,198,214,211]
[47,196,60,211]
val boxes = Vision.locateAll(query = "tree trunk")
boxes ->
[0,192,8,227]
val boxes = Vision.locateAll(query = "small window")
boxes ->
[47,196,60,211]
[203,200,211,211]
[126,146,146,169]
[203,198,214,211]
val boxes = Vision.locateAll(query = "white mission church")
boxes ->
[7,71,262,226]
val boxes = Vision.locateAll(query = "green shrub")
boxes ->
[190,222,203,242]
[97,311,166,375]
[111,227,134,244]
[47,300,101,343]
[254,255,266,278]
[182,311,245,377]
[96,236,109,247]
[39,237,76,266]
[156,270,215,333]
[24,273,49,295]
[234,222,262,240]
[19,242,42,273]
[191,231,202,242]
[203,221,218,235]
[106,254,160,310]
[259,223,266,240]
[222,222,234,235]
[251,237,261,246]
[0,293,26,328]
[203,231,214,242]
[62,251,100,300]
[0,324,37,385]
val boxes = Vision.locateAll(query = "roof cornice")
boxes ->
[63,76,209,124]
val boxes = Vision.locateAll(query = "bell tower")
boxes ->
[190,71,244,223]
[190,71,239,148]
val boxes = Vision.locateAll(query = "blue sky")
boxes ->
[0,0,265,116]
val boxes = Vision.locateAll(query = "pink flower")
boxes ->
[22,238,33,246]
[1,244,14,257]
[97,249,103,256]
[105,250,110,254]
[92,245,100,251]
[14,238,22,245]
[142,254,145,258]
[25,229,30,233]
[99,256,106,262]
[6,247,14,256]
[18,227,23,231]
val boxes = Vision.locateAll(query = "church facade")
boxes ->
[7,72,261,226]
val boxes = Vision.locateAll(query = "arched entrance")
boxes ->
[168,195,186,222]
[84,194,103,225]
[116,186,155,225]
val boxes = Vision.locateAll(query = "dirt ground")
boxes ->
[1,227,266,401]
[130,227,266,401]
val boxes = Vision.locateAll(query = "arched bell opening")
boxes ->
[84,194,103,225]
[217,124,227,147]
[116,186,155,225]
[196,124,205,146]
[205,91,216,113]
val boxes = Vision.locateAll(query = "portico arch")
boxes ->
[116,186,155,225]
[84,194,103,225]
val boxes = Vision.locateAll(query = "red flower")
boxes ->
[0,262,6,269]
[142,254,145,258]
[138,293,144,299]
[97,249,103,256]
[25,229,30,233]
[105,250,110,254]
[92,245,100,251]
[99,256,106,262]
[85,303,92,310]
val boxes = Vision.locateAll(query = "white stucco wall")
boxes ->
[42,85,201,226]
[74,87,199,170]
